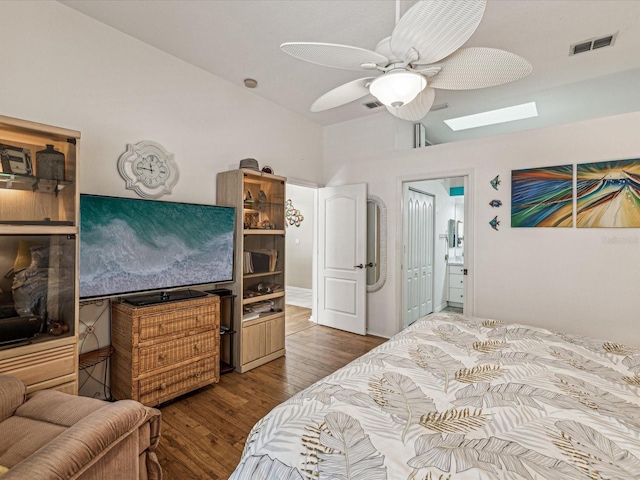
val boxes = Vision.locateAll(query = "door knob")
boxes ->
[354,263,364,269]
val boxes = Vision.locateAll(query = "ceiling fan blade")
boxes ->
[281,42,388,71]
[386,87,435,121]
[390,0,486,65]
[428,48,533,90]
[374,36,401,63]
[311,78,376,112]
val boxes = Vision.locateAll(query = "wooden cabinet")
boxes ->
[448,264,464,306]
[217,169,286,373]
[110,295,220,406]
[0,115,80,394]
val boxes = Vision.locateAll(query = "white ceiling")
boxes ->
[59,0,640,145]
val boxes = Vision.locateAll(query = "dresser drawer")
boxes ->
[0,344,75,389]
[138,356,217,406]
[449,287,464,302]
[449,265,465,275]
[138,331,217,374]
[450,273,464,288]
[139,304,218,341]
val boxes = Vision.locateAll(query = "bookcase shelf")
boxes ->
[217,168,286,373]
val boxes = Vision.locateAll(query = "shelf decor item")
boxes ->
[36,144,65,180]
[239,158,259,171]
[0,143,32,175]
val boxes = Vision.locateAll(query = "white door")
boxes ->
[403,186,434,328]
[317,183,367,335]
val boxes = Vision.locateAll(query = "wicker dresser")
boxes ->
[110,295,220,406]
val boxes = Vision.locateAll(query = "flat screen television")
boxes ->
[79,194,235,300]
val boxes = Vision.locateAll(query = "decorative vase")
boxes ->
[36,144,65,180]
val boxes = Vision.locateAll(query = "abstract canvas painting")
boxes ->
[576,159,640,228]
[511,165,573,227]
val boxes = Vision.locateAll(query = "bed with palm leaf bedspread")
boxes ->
[230,313,640,479]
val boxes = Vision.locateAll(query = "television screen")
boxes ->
[79,195,235,299]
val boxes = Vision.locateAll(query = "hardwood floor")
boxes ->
[155,321,386,479]
[284,304,313,336]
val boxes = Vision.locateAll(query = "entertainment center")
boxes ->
[0,115,80,394]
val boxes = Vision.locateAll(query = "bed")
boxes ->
[229,313,640,480]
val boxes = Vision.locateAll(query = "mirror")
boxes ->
[448,219,464,248]
[448,219,456,248]
[366,195,387,292]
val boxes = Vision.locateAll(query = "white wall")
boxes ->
[0,0,324,398]
[0,1,324,202]
[324,111,640,346]
[285,184,314,289]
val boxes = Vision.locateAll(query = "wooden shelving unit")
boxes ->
[217,168,286,373]
[0,115,80,394]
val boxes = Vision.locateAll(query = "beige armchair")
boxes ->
[0,373,162,479]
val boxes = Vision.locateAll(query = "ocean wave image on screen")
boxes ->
[79,195,234,298]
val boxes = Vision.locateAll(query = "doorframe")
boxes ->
[286,178,321,324]
[395,168,475,333]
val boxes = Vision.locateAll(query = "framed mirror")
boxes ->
[366,195,387,292]
[448,219,456,248]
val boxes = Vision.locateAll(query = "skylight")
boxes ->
[444,102,538,131]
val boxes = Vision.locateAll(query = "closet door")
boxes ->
[403,187,434,328]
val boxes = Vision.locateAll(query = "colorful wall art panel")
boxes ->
[511,165,573,227]
[576,159,640,228]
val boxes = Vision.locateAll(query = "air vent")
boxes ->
[363,100,384,109]
[570,33,617,56]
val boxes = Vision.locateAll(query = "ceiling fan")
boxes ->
[281,0,532,121]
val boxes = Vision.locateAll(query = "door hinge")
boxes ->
[463,268,468,275]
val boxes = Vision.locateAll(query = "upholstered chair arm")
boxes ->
[3,399,161,480]
[0,374,26,423]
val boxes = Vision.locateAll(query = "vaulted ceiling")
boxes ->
[60,0,640,145]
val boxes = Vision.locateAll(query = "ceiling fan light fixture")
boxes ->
[369,70,427,108]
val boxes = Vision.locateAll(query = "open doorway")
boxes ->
[401,175,469,328]
[284,182,316,335]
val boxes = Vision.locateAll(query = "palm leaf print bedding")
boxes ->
[229,313,640,479]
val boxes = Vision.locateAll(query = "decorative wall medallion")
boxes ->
[285,199,304,227]
[117,141,179,199]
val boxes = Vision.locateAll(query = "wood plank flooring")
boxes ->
[155,318,386,479]
[284,304,313,336]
